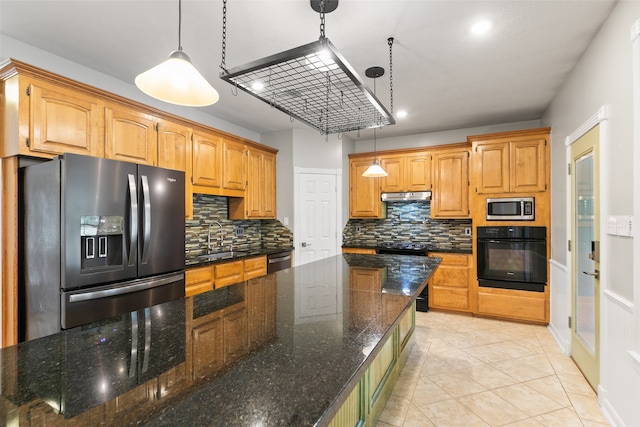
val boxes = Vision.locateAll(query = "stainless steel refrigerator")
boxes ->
[20,153,186,341]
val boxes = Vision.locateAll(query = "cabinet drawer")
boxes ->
[185,266,213,296]
[243,256,267,280]
[431,252,469,266]
[432,287,469,310]
[477,290,546,323]
[214,260,244,288]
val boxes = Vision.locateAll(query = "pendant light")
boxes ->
[135,0,219,107]
[362,66,388,178]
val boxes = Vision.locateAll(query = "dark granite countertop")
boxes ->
[185,246,294,268]
[342,243,472,255]
[1,254,439,426]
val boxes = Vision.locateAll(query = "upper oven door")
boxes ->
[477,238,547,283]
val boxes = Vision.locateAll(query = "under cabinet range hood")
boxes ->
[380,191,431,202]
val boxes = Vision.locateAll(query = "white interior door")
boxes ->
[295,170,338,266]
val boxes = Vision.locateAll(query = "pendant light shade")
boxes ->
[362,67,387,178]
[135,49,219,106]
[362,160,388,177]
[135,0,219,107]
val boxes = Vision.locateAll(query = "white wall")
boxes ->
[541,2,640,426]
[0,35,260,142]
[354,120,541,153]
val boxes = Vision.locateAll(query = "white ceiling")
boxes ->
[0,0,617,140]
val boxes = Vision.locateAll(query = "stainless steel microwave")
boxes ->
[486,197,535,221]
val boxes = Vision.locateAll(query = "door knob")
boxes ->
[583,270,600,280]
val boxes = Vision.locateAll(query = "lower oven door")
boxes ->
[477,238,547,291]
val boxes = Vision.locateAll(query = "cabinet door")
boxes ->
[510,138,547,192]
[157,119,192,218]
[246,149,263,218]
[379,155,404,192]
[105,105,157,165]
[222,139,246,191]
[431,150,469,218]
[406,152,431,191]
[29,81,102,157]
[262,151,277,218]
[349,158,384,218]
[192,131,222,188]
[473,142,510,194]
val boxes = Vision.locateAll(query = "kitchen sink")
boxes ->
[197,251,247,261]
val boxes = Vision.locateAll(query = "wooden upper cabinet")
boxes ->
[105,104,157,165]
[405,152,431,191]
[222,138,246,193]
[379,155,404,193]
[27,80,103,157]
[191,130,222,189]
[379,152,431,193]
[510,138,547,193]
[470,129,549,194]
[431,148,470,218]
[157,119,190,171]
[228,147,276,219]
[349,157,386,219]
[157,119,193,218]
[262,151,277,218]
[473,142,510,194]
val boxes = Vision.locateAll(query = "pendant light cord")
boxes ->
[177,0,183,51]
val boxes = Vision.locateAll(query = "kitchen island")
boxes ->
[0,254,439,426]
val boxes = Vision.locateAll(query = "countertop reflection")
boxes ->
[1,253,439,426]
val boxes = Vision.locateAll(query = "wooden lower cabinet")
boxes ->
[428,253,471,312]
[476,287,548,323]
[185,256,268,296]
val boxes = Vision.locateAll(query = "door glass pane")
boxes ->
[575,153,596,352]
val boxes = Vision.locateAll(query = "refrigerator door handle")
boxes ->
[68,272,184,303]
[141,174,151,264]
[127,174,138,266]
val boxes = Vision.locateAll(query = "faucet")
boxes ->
[208,221,223,253]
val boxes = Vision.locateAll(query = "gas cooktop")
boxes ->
[377,242,430,250]
[375,242,431,255]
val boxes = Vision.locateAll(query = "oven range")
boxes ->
[375,242,430,312]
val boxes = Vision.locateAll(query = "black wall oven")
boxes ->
[476,226,547,292]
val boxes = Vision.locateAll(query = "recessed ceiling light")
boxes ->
[251,81,265,91]
[470,20,492,36]
[396,110,408,118]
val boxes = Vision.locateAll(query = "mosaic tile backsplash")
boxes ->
[343,202,472,251]
[185,194,293,259]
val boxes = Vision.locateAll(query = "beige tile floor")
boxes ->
[378,311,610,427]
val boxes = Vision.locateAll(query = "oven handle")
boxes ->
[478,239,546,244]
